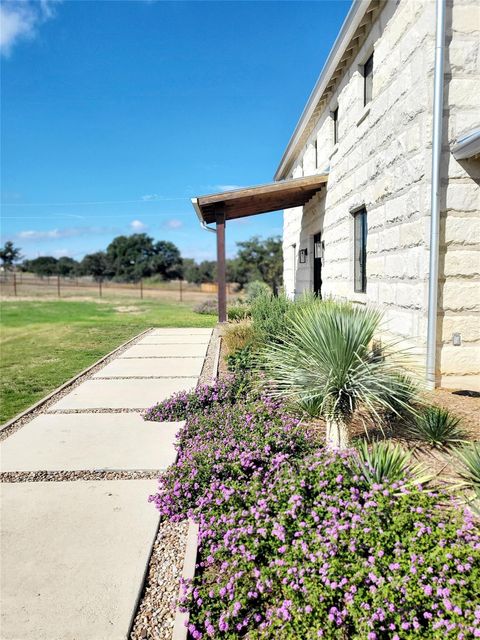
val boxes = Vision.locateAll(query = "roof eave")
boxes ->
[274,0,371,181]
[451,128,480,160]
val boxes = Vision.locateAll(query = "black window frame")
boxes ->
[363,52,374,107]
[353,208,367,293]
[332,107,339,144]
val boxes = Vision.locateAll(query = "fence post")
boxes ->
[179,279,183,302]
[13,272,17,297]
[140,279,143,299]
[57,274,61,298]
[99,279,102,298]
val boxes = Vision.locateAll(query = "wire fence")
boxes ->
[0,273,236,304]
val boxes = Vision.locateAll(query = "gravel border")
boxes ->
[46,408,145,415]
[0,469,161,483]
[0,328,153,442]
[130,519,189,640]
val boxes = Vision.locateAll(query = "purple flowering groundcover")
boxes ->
[145,378,480,640]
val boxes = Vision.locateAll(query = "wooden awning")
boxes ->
[191,173,328,225]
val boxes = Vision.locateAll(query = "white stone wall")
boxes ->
[282,0,480,388]
[439,0,480,389]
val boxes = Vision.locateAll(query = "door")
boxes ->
[313,232,322,297]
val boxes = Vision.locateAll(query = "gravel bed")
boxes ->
[198,325,220,386]
[93,376,199,380]
[0,328,153,442]
[130,519,189,640]
[45,408,145,414]
[0,470,161,483]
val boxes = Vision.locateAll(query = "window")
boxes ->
[332,107,339,144]
[353,208,367,293]
[363,53,374,106]
[314,139,318,168]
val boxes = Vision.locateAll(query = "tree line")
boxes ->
[0,234,283,292]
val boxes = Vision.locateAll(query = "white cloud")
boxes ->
[130,219,147,231]
[141,194,160,201]
[0,0,60,57]
[214,184,243,192]
[166,218,183,230]
[17,226,114,240]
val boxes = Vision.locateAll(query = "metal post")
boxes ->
[216,211,227,323]
[57,274,61,298]
[140,279,143,299]
[99,279,102,298]
[179,279,183,302]
[13,272,17,297]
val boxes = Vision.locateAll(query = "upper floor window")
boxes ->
[353,207,367,293]
[314,139,318,168]
[363,53,374,106]
[332,107,339,144]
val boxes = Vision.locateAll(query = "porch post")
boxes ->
[216,211,227,323]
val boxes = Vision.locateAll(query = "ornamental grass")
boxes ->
[145,377,480,640]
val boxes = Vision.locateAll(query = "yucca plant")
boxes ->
[261,301,418,449]
[406,405,466,448]
[451,442,480,514]
[353,440,431,486]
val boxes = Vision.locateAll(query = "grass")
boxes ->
[0,298,216,423]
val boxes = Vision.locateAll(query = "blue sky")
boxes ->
[1,0,351,261]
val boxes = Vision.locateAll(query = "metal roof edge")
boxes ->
[274,0,371,181]
[451,127,480,160]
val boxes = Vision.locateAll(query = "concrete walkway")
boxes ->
[0,328,212,640]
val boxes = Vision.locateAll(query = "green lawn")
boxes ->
[0,298,216,423]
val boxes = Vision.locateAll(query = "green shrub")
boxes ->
[194,299,217,315]
[451,441,480,513]
[406,405,466,448]
[227,303,251,321]
[250,292,292,344]
[353,439,430,487]
[245,280,271,302]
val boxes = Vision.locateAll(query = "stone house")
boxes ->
[275,0,480,390]
[192,0,479,390]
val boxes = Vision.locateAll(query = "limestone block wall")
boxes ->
[438,0,480,388]
[282,0,480,388]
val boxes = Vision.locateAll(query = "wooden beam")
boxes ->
[216,211,227,323]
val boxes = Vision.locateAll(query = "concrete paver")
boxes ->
[1,327,209,640]
[94,357,204,378]
[48,378,198,410]
[0,480,159,640]
[120,343,208,358]
[138,334,210,345]
[149,328,212,335]
[0,414,181,472]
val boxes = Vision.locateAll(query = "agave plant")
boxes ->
[451,442,480,514]
[353,440,431,486]
[407,405,466,448]
[261,300,418,449]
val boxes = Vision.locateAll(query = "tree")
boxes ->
[0,241,22,270]
[80,252,112,282]
[152,240,183,280]
[234,236,283,294]
[57,257,79,277]
[25,256,58,277]
[183,258,200,284]
[105,234,183,282]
